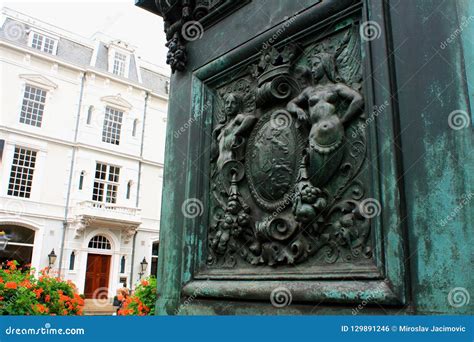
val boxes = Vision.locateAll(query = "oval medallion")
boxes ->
[246,109,304,211]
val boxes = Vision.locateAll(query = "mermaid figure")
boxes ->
[287,52,364,186]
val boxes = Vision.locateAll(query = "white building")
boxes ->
[0,8,168,298]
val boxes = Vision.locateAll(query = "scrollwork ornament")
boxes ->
[208,24,373,268]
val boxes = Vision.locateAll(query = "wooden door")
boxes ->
[84,254,111,299]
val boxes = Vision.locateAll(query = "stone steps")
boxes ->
[83,299,117,316]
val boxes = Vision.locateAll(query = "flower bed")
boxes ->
[118,277,156,316]
[0,260,84,315]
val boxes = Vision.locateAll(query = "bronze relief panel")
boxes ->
[206,24,374,273]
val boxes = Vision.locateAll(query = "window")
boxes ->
[20,85,47,127]
[92,162,120,203]
[88,235,111,250]
[30,32,57,54]
[0,140,4,161]
[86,106,94,125]
[79,171,85,190]
[102,106,123,145]
[132,119,139,137]
[120,256,126,273]
[151,241,159,277]
[126,180,132,200]
[69,251,75,270]
[0,225,35,267]
[8,147,37,198]
[112,52,127,77]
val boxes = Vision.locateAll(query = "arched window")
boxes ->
[79,171,85,190]
[120,256,126,273]
[86,105,94,125]
[126,180,132,200]
[0,225,35,267]
[132,119,139,137]
[88,235,111,250]
[69,251,75,270]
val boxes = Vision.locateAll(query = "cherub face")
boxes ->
[224,94,239,117]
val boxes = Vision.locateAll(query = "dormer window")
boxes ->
[107,40,132,78]
[29,32,58,55]
[112,52,127,77]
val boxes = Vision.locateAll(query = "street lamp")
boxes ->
[0,231,9,251]
[138,257,148,279]
[48,249,57,269]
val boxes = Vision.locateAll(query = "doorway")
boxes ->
[84,253,111,299]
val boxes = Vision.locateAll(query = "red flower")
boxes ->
[6,261,17,270]
[5,282,17,289]
[20,279,33,289]
[45,295,51,303]
[33,288,44,298]
[35,304,49,314]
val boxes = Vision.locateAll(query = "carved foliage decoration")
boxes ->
[208,25,373,269]
[155,0,250,72]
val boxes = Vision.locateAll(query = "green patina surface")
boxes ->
[140,0,473,315]
[389,0,473,314]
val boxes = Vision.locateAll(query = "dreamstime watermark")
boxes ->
[181,21,204,41]
[89,287,115,308]
[5,323,85,336]
[262,14,298,50]
[448,110,471,130]
[359,21,382,42]
[448,287,470,308]
[85,107,106,130]
[3,20,26,41]
[358,198,382,219]
[0,198,26,217]
[261,191,297,227]
[173,100,212,139]
[270,286,292,308]
[352,279,390,315]
[181,198,204,218]
[352,100,389,138]
[174,281,209,315]
[439,191,473,227]
[440,16,474,50]
[270,110,293,130]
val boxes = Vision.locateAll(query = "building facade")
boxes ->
[0,8,169,298]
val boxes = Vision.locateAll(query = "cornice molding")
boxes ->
[19,73,58,90]
[101,94,133,110]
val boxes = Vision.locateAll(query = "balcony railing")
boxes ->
[75,200,142,225]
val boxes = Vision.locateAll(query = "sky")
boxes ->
[2,0,170,74]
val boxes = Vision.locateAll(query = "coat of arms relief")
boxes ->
[207,25,374,269]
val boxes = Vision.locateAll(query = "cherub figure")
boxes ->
[211,194,251,255]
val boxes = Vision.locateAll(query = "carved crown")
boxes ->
[250,44,300,85]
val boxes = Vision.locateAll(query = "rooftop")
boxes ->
[0,7,170,97]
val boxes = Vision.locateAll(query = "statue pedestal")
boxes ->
[137,0,474,315]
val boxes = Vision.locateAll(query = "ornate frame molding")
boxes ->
[179,0,408,306]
